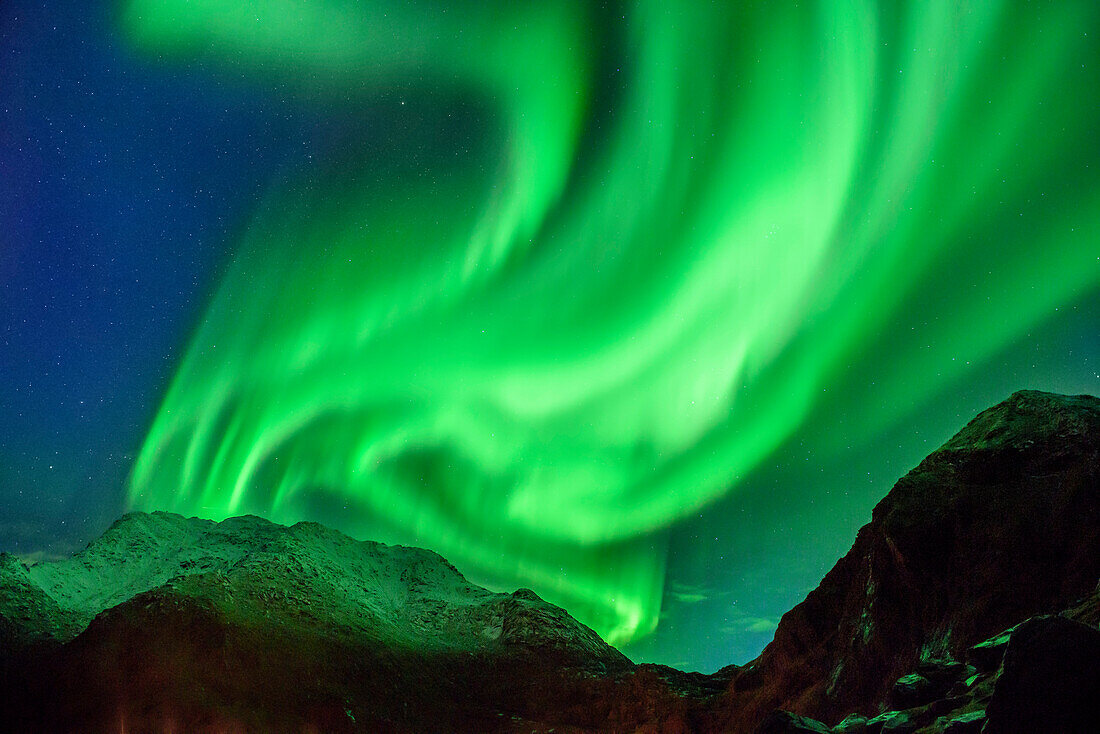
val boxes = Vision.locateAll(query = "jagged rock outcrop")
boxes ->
[755,581,1100,734]
[0,390,1096,732]
[712,390,1100,730]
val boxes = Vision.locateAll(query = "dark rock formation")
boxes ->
[833,713,869,733]
[887,660,971,710]
[941,710,985,734]
[751,710,831,733]
[786,581,1100,734]
[983,615,1100,734]
[0,390,1096,732]
[965,625,1014,672]
[711,390,1100,730]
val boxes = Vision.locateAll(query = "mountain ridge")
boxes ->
[5,508,630,667]
[1,389,1097,732]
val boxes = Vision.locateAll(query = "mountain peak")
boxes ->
[939,390,1099,455]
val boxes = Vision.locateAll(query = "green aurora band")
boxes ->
[123,1,1100,644]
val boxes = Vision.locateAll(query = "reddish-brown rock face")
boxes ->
[710,390,1100,731]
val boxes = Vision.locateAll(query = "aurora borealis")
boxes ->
[2,1,1098,670]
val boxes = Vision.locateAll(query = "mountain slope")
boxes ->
[0,512,638,732]
[9,510,628,664]
[715,390,1100,730]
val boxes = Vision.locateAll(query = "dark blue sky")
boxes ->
[0,0,337,549]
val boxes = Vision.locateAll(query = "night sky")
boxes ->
[2,1,1098,673]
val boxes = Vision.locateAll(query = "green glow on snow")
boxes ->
[123,0,1100,644]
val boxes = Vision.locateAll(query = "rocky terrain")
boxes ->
[715,389,1100,733]
[0,390,1096,732]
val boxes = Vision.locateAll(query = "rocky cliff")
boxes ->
[716,390,1100,732]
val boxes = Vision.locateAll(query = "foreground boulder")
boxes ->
[983,615,1100,734]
